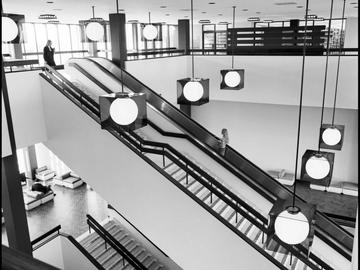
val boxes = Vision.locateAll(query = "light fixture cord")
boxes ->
[292,0,309,209]
[231,6,236,69]
[332,0,346,125]
[318,0,334,152]
[92,6,95,18]
[121,68,124,93]
[116,0,119,13]
[148,11,151,24]
[191,0,195,79]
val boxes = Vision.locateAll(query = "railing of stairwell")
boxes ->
[58,63,334,270]
[31,225,62,250]
[82,57,353,257]
[30,224,105,270]
[41,66,332,270]
[107,204,169,258]
[86,214,147,270]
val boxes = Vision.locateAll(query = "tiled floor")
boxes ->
[2,182,109,246]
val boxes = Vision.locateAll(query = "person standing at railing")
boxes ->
[43,40,56,67]
[219,128,229,156]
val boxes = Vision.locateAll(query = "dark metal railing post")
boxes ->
[162,148,165,167]
[210,182,213,204]
[236,203,238,223]
[186,164,189,185]
[88,225,91,234]
[290,253,293,265]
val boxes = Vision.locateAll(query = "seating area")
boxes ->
[35,166,56,181]
[310,182,358,197]
[267,169,295,186]
[22,189,55,211]
[53,171,84,189]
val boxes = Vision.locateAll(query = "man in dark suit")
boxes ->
[43,40,56,66]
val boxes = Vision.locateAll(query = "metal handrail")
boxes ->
[84,57,354,256]
[86,214,147,270]
[40,66,334,270]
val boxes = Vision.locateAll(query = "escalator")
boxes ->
[40,58,353,270]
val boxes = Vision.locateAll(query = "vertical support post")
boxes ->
[26,145,37,179]
[290,253,293,265]
[178,19,190,55]
[186,164,188,185]
[179,104,191,117]
[109,13,127,69]
[162,148,165,167]
[1,65,32,256]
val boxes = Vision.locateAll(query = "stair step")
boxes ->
[237,217,250,232]
[163,162,175,171]
[87,229,124,254]
[217,202,230,215]
[92,230,126,258]
[103,252,123,270]
[245,224,257,238]
[170,169,185,180]
[198,188,211,201]
[193,184,205,196]
[81,222,116,247]
[188,181,202,193]
[290,256,299,270]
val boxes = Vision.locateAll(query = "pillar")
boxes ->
[178,19,190,55]
[1,63,32,255]
[109,13,127,69]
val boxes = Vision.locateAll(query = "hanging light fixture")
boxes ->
[267,0,316,248]
[319,0,346,151]
[84,6,104,42]
[220,6,244,90]
[1,16,18,42]
[300,0,336,186]
[143,12,158,40]
[177,0,209,105]
[99,68,147,130]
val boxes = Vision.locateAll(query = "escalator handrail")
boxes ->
[41,68,334,270]
[86,215,146,270]
[80,57,353,254]
[66,60,269,224]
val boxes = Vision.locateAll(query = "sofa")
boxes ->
[267,169,295,186]
[23,189,55,211]
[54,172,83,189]
[310,182,358,197]
[35,166,56,181]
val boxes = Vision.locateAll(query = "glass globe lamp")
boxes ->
[183,80,204,102]
[143,24,158,40]
[224,70,241,87]
[109,98,138,125]
[85,22,104,41]
[2,17,18,42]
[305,154,331,180]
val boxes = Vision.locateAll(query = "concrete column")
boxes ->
[1,63,32,255]
[352,209,358,270]
[178,19,190,55]
[109,13,127,69]
[26,145,37,179]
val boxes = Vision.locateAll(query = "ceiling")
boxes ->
[2,0,358,25]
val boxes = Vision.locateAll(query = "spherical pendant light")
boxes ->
[85,22,104,41]
[183,80,204,102]
[2,17,18,42]
[305,154,331,180]
[322,127,342,146]
[143,24,158,40]
[224,70,241,87]
[109,98,138,125]
[274,208,309,245]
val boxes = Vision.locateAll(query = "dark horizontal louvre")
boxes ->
[227,25,326,55]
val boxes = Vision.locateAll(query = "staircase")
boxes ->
[80,219,167,270]
[163,162,321,270]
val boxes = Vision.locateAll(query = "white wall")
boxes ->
[192,101,358,184]
[126,56,187,107]
[195,55,358,109]
[33,236,64,269]
[344,17,358,48]
[2,93,12,157]
[5,71,47,149]
[125,55,358,109]
[39,77,280,270]
[61,237,97,270]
